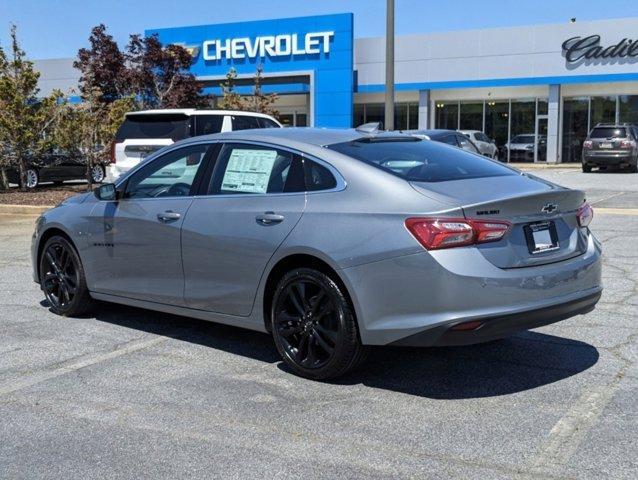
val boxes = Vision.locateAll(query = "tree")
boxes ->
[0,25,62,190]
[245,65,279,117]
[219,65,279,119]
[74,24,130,104]
[54,82,136,190]
[126,34,209,109]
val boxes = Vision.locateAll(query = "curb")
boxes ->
[509,163,580,169]
[0,204,54,215]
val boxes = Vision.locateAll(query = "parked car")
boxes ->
[32,128,601,380]
[460,130,499,159]
[502,134,547,162]
[108,109,283,182]
[408,129,482,155]
[5,149,106,189]
[582,123,638,173]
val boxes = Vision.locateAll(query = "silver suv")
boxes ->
[460,130,499,159]
[582,123,638,173]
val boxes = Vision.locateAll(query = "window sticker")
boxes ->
[221,149,278,193]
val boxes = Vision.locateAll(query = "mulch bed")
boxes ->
[0,184,90,206]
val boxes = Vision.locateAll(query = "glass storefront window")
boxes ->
[484,101,509,159]
[408,102,418,130]
[509,99,536,162]
[590,96,616,126]
[365,104,385,126]
[562,97,589,163]
[537,98,548,115]
[459,102,483,130]
[619,95,638,124]
[435,102,458,129]
[394,103,408,130]
[353,104,365,128]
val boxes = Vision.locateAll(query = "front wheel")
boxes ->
[271,268,368,380]
[39,235,94,316]
[582,164,592,173]
[90,165,105,184]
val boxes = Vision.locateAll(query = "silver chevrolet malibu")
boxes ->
[31,128,602,379]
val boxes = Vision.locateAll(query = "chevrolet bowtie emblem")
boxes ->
[541,203,558,214]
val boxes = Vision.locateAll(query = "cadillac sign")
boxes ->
[562,35,638,63]
[202,31,335,61]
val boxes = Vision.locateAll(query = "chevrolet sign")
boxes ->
[202,31,334,61]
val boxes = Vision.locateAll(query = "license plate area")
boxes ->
[524,221,559,254]
[600,142,613,149]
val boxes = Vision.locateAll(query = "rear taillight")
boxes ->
[583,140,593,149]
[620,140,635,149]
[110,141,116,164]
[405,217,511,250]
[577,202,594,228]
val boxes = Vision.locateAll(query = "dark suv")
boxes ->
[582,123,638,173]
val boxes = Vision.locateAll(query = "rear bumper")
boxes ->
[583,152,636,166]
[390,290,601,346]
[340,232,602,346]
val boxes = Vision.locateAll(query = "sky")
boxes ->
[0,0,637,59]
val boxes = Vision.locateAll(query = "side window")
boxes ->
[231,115,260,131]
[304,159,337,191]
[440,134,459,146]
[457,135,479,153]
[125,144,210,199]
[208,143,303,195]
[194,115,223,136]
[257,117,280,128]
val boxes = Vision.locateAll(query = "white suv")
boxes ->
[107,109,282,182]
[460,130,499,160]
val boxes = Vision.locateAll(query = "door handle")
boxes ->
[157,211,181,223]
[255,212,284,225]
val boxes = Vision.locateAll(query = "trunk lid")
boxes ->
[411,173,588,268]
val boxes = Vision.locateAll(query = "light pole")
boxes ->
[384,0,395,131]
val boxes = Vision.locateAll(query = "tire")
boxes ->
[39,235,94,316]
[90,165,105,184]
[25,168,39,189]
[270,268,368,380]
[582,164,592,173]
[493,151,499,161]
[628,163,638,173]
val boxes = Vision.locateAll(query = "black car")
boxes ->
[5,149,107,188]
[582,123,638,173]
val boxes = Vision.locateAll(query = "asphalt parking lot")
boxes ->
[0,169,636,479]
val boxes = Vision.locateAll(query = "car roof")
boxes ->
[459,130,480,134]
[125,109,277,119]
[180,127,415,148]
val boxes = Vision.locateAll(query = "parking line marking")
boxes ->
[595,207,638,216]
[590,191,626,206]
[0,336,166,397]
[529,383,619,474]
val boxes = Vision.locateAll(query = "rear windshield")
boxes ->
[511,135,535,144]
[328,138,517,183]
[589,127,627,139]
[115,114,190,141]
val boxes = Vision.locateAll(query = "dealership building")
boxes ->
[36,13,638,163]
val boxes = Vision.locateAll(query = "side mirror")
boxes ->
[94,183,117,201]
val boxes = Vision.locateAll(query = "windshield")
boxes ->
[511,135,535,144]
[116,114,190,141]
[590,127,627,139]
[327,138,517,183]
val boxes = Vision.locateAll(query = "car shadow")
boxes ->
[50,300,599,400]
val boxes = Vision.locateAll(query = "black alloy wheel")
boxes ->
[39,236,93,316]
[271,268,368,380]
